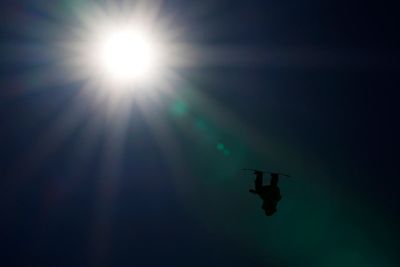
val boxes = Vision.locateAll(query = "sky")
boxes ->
[0,0,399,266]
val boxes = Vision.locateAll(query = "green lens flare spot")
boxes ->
[171,101,187,116]
[223,149,231,156]
[195,119,206,131]
[217,142,225,151]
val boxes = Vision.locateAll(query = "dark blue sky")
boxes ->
[1,0,399,266]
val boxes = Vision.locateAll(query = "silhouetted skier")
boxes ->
[249,171,282,216]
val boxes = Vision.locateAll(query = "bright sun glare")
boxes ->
[65,2,192,95]
[96,28,157,84]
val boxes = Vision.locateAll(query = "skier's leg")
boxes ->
[270,173,279,187]
[255,171,263,192]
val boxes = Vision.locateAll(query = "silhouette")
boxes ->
[244,169,290,216]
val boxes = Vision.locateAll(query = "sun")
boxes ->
[63,2,195,96]
[96,27,158,84]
